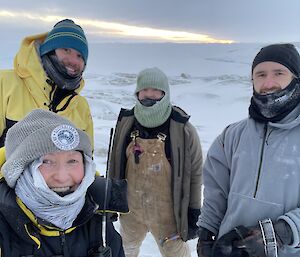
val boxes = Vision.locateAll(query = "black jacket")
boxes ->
[0,177,126,257]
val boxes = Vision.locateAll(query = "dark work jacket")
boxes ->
[0,178,125,257]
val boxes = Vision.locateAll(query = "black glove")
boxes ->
[88,177,129,213]
[197,227,215,257]
[188,207,201,240]
[212,220,293,257]
[233,225,266,257]
[212,227,250,257]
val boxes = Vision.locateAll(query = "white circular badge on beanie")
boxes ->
[51,125,80,150]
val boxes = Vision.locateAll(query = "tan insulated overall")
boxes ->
[120,132,191,257]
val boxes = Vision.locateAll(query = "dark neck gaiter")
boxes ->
[249,79,300,123]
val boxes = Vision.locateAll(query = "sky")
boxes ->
[1,0,300,44]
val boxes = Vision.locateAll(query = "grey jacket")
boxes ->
[109,106,202,241]
[198,104,300,256]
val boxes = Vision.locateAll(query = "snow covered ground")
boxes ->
[1,41,294,256]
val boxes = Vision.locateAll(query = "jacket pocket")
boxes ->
[218,191,284,237]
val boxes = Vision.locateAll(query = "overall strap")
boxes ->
[130,129,167,164]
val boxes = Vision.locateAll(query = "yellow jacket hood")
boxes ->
[0,34,94,148]
[14,33,85,93]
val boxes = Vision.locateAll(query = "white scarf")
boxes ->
[15,154,96,230]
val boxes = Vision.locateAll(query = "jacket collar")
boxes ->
[268,103,300,130]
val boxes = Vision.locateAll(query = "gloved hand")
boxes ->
[212,226,249,257]
[187,207,201,240]
[212,219,293,257]
[88,177,129,213]
[197,227,215,257]
[234,220,293,256]
[233,225,266,257]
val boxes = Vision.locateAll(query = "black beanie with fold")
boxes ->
[252,43,300,77]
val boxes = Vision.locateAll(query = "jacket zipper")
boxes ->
[253,124,268,198]
[60,231,70,257]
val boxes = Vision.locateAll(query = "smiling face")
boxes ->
[252,61,294,95]
[55,48,85,76]
[39,151,84,195]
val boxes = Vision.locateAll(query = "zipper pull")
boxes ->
[131,130,143,164]
[133,144,142,164]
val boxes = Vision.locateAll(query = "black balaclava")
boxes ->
[249,44,300,123]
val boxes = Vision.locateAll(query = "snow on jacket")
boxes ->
[0,33,94,148]
[109,106,203,241]
[0,177,124,257]
[198,104,300,256]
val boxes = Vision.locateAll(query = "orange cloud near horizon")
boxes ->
[0,10,234,44]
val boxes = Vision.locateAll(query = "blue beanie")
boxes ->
[40,19,88,63]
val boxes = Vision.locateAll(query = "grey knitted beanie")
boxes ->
[134,67,172,128]
[135,67,169,95]
[2,109,92,188]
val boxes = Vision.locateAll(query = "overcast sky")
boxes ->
[1,0,300,44]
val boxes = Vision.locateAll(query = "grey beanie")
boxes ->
[135,67,169,95]
[2,109,92,188]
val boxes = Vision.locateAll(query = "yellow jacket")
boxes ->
[0,33,94,148]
